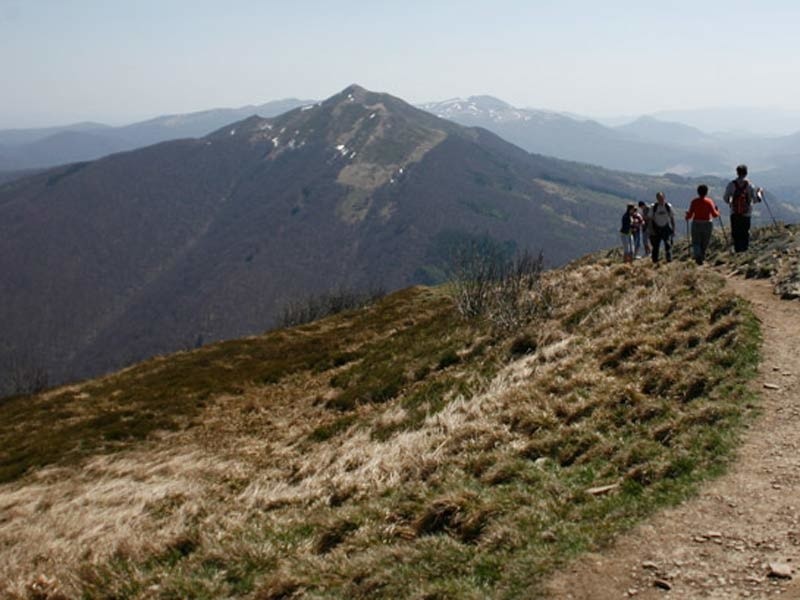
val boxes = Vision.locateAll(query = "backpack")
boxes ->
[651,202,672,225]
[731,179,750,215]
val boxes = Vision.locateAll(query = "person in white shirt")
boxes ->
[649,192,676,263]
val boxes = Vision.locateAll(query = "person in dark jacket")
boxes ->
[620,203,636,263]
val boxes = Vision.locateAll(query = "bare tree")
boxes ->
[277,285,386,328]
[449,242,548,331]
[2,349,50,398]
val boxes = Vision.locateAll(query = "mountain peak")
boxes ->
[466,95,512,110]
[203,84,456,217]
[615,115,712,146]
[336,83,370,101]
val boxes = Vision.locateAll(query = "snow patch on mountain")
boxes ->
[420,96,567,125]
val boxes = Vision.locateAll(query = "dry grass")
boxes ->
[0,256,760,598]
[0,448,239,596]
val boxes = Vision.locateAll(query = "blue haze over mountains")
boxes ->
[420,97,800,206]
[0,99,313,174]
[4,94,800,206]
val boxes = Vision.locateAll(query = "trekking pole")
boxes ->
[760,189,779,228]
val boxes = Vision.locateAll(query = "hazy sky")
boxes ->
[2,0,800,128]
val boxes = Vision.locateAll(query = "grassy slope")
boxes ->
[0,247,765,598]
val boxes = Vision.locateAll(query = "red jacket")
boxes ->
[685,196,720,222]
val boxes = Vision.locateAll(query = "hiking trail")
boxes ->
[545,275,800,599]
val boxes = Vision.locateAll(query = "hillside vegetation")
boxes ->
[1,226,776,598]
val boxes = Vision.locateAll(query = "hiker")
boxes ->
[723,164,763,252]
[685,184,720,265]
[649,192,675,263]
[638,201,652,257]
[620,203,636,263]
[631,204,646,258]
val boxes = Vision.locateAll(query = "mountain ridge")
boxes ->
[421,95,731,176]
[0,98,314,172]
[7,94,800,194]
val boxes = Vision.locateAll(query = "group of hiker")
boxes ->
[620,165,764,265]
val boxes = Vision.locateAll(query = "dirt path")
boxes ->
[545,276,800,599]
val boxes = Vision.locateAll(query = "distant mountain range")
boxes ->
[2,84,750,393]
[0,99,312,172]
[6,94,800,200]
[422,96,800,177]
[614,116,719,148]
[650,107,800,137]
[420,97,731,176]
[420,96,800,206]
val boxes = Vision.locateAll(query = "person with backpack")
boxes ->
[649,192,675,263]
[685,184,720,265]
[723,164,763,252]
[620,203,637,263]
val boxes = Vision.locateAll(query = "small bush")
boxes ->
[448,244,548,331]
[277,285,386,328]
[2,350,49,399]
